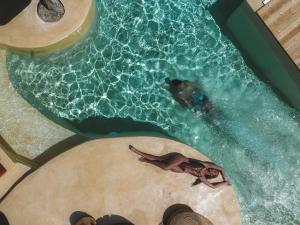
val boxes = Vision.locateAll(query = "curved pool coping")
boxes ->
[0,0,95,53]
[0,50,74,160]
[0,137,242,225]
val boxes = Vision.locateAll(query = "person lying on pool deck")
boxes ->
[129,145,230,189]
[167,79,213,115]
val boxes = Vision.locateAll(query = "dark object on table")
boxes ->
[37,0,65,23]
[0,0,32,25]
[0,211,10,225]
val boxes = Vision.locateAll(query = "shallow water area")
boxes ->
[6,0,300,224]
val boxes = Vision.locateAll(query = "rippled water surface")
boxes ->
[6,0,300,224]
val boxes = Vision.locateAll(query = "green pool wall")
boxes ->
[225,1,300,111]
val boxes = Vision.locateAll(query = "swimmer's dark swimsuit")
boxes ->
[194,92,208,105]
[170,80,212,113]
[191,91,210,112]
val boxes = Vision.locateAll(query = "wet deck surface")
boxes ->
[247,0,300,69]
[0,137,241,225]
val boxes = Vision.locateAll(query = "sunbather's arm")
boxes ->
[201,161,229,181]
[198,176,216,188]
[198,176,229,189]
[210,181,229,188]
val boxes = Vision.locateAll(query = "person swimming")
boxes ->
[167,79,212,115]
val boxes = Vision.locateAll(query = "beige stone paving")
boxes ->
[0,50,73,159]
[0,137,241,225]
[0,0,94,50]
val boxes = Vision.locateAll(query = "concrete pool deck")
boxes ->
[247,0,300,69]
[0,137,241,225]
[0,0,94,52]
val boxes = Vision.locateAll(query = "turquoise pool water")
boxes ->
[6,0,300,224]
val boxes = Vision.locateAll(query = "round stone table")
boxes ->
[0,0,94,51]
[0,137,241,225]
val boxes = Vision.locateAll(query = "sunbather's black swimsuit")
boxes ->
[181,159,220,179]
[179,159,205,176]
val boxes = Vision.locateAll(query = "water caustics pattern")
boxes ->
[6,0,300,224]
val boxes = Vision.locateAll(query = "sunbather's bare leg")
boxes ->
[142,158,185,173]
[136,151,188,173]
[129,145,163,161]
[129,145,188,162]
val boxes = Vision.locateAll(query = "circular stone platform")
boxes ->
[0,0,94,51]
[0,137,241,225]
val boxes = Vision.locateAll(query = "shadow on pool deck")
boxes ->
[28,112,183,170]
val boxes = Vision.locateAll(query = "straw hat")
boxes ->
[166,211,214,225]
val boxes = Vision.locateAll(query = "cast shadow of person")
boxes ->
[70,211,134,225]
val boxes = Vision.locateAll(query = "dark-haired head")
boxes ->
[170,79,182,87]
[165,78,182,86]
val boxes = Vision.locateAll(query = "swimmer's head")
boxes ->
[167,79,184,97]
[171,79,182,86]
[165,78,182,85]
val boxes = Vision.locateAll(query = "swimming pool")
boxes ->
[6,0,300,224]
